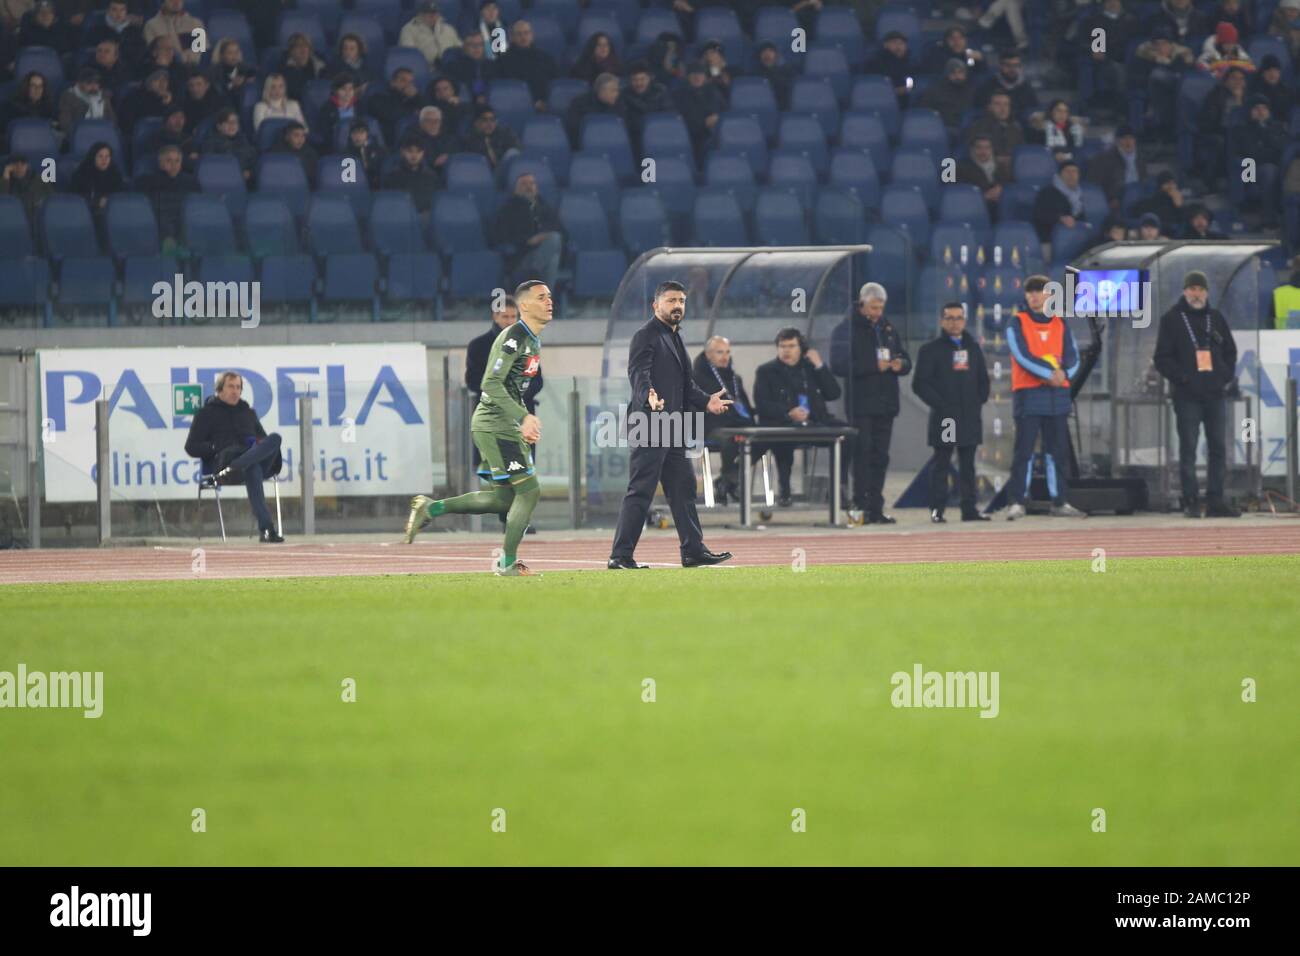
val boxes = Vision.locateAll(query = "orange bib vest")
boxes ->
[1011,311,1070,391]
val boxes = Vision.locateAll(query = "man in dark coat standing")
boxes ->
[912,303,991,523]
[692,334,755,505]
[1153,271,1241,517]
[752,329,843,507]
[609,281,734,569]
[184,370,285,542]
[829,282,913,525]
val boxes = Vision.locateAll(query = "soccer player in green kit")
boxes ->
[403,280,552,575]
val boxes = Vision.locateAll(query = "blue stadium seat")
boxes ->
[547,78,589,116]
[641,156,695,240]
[1248,36,1291,79]
[323,252,379,309]
[527,14,566,59]
[6,119,58,161]
[444,152,498,218]
[260,254,318,306]
[640,113,693,167]
[619,190,670,254]
[804,46,852,103]
[1049,221,1093,269]
[704,154,757,214]
[105,194,159,260]
[838,112,891,170]
[992,220,1043,271]
[306,195,362,255]
[430,193,486,254]
[898,109,948,162]
[369,191,426,254]
[580,114,635,183]
[849,76,900,137]
[243,197,299,258]
[1080,183,1108,228]
[14,47,63,89]
[917,263,971,320]
[488,79,536,132]
[198,153,249,219]
[716,114,769,178]
[567,152,620,216]
[277,11,328,52]
[815,7,867,68]
[789,78,840,138]
[41,196,99,259]
[572,249,627,297]
[500,153,559,202]
[890,148,939,213]
[814,186,866,244]
[198,254,255,290]
[0,257,50,308]
[880,185,931,249]
[633,8,680,48]
[754,6,798,49]
[696,8,745,56]
[938,184,991,231]
[207,10,256,62]
[1012,145,1057,187]
[384,250,440,306]
[447,250,503,297]
[301,79,333,133]
[1177,71,1218,167]
[575,10,625,48]
[0,196,34,258]
[253,154,310,219]
[183,196,239,256]
[532,0,579,36]
[998,182,1040,223]
[692,191,748,246]
[122,256,178,307]
[874,5,923,47]
[317,153,373,220]
[754,188,808,246]
[69,119,124,163]
[777,115,829,178]
[930,222,979,266]
[865,223,914,289]
[355,0,405,37]
[829,150,881,213]
[767,150,818,207]
[521,116,572,183]
[558,190,612,252]
[56,257,115,308]
[727,77,780,140]
[384,47,430,90]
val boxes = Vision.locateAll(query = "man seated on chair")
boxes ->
[184,370,286,543]
[692,334,755,505]
[753,328,844,508]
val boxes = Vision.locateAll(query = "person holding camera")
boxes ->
[754,328,843,508]
[1154,271,1241,518]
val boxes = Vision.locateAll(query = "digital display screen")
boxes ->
[1072,269,1147,318]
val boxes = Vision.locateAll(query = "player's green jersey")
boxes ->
[472,319,542,433]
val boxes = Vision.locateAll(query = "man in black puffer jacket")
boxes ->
[184,370,286,541]
[1153,271,1241,518]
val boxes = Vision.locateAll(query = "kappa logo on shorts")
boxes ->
[503,338,518,351]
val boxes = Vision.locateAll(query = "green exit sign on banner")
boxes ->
[173,384,203,415]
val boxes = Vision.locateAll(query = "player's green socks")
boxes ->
[501,475,540,566]
[430,484,514,517]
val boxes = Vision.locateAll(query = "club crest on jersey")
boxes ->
[523,355,541,378]
[503,338,518,351]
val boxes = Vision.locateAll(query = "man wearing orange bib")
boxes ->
[1004,274,1087,519]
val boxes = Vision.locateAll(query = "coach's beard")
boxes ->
[664,308,684,328]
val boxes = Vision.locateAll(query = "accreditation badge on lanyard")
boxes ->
[1182,311,1213,372]
[952,349,969,371]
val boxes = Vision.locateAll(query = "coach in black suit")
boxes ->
[609,280,735,569]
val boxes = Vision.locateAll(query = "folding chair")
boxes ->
[699,440,774,509]
[197,461,286,541]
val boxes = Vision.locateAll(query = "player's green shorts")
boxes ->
[473,430,535,483]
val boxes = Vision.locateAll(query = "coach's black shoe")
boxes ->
[1183,501,1202,518]
[1205,500,1241,518]
[682,549,732,567]
[607,556,648,569]
[962,511,991,522]
[867,513,896,525]
[930,510,946,524]
[259,527,285,543]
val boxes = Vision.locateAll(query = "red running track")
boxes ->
[1,523,1298,585]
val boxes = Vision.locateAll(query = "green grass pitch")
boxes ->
[1,555,1296,866]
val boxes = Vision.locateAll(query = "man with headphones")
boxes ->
[829,282,912,524]
[753,327,843,507]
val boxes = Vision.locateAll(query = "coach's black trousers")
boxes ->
[928,443,978,516]
[1173,396,1227,505]
[611,445,704,560]
[849,414,894,515]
